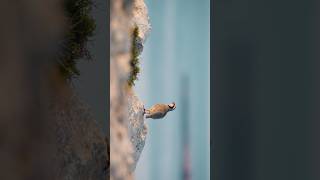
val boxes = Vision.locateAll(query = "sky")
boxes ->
[134,0,210,179]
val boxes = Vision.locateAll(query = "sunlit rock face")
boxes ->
[128,0,151,172]
[127,90,148,171]
[110,0,150,179]
[110,0,134,179]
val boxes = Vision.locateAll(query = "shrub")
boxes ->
[128,26,141,87]
[57,0,96,80]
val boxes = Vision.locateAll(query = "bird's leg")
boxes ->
[143,105,148,115]
[144,108,150,115]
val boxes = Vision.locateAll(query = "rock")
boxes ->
[128,91,148,171]
[0,1,109,179]
[110,0,151,179]
[110,0,136,179]
[132,0,151,42]
[49,91,108,180]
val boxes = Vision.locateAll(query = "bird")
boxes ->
[144,102,176,119]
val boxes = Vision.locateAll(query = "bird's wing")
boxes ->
[149,104,166,112]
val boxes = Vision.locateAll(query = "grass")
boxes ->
[57,0,96,80]
[128,26,141,87]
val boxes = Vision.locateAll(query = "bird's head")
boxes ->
[168,102,176,111]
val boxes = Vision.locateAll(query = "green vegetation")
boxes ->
[58,0,96,79]
[128,26,141,87]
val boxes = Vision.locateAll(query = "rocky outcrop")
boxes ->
[49,91,108,180]
[0,0,151,179]
[110,0,150,179]
[0,1,109,179]
[128,91,148,171]
[110,0,135,179]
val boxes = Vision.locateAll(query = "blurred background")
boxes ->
[73,0,108,135]
[134,0,210,179]
[213,0,319,180]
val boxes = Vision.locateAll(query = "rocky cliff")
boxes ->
[110,0,150,179]
[0,1,109,179]
[49,90,108,180]
[0,0,150,179]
